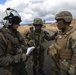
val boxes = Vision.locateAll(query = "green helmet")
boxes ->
[55,11,73,22]
[33,18,43,26]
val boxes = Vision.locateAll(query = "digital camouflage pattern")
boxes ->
[33,18,43,25]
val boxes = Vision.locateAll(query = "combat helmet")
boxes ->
[55,11,73,22]
[33,18,43,26]
[2,8,21,27]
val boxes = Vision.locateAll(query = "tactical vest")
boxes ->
[53,28,75,60]
[0,28,24,55]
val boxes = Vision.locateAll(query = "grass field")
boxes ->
[17,18,76,36]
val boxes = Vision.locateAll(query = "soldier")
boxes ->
[48,11,76,75]
[0,8,28,75]
[25,18,55,75]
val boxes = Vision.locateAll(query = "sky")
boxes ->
[0,0,76,25]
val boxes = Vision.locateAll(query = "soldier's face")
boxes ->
[35,26,42,31]
[12,24,20,30]
[56,19,66,30]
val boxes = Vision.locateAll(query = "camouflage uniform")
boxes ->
[25,18,54,75]
[0,8,28,75]
[48,11,76,75]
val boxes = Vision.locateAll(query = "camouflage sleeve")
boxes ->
[0,36,6,56]
[69,30,76,53]
[44,31,56,41]
[0,36,13,66]
[16,31,28,53]
[68,30,76,75]
[17,31,27,45]
[25,32,33,46]
[25,31,32,40]
[25,36,29,46]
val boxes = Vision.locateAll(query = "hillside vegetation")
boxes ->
[18,19,76,36]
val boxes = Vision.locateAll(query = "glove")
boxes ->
[14,53,29,63]
[14,54,21,63]
[0,56,13,66]
[48,44,57,57]
[22,53,28,62]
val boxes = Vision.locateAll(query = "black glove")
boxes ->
[22,53,29,62]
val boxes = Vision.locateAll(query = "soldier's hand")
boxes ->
[14,54,21,63]
[28,40,35,46]
[48,44,57,57]
[14,53,28,63]
[22,53,28,62]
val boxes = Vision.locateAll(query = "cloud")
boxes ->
[0,0,76,25]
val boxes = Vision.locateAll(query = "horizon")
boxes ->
[0,0,76,25]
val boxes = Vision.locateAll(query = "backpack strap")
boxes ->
[0,32,8,45]
[1,28,18,45]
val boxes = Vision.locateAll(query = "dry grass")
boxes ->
[17,25,31,36]
[17,23,59,36]
[0,19,76,36]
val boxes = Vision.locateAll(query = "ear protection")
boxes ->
[3,15,12,27]
[2,19,11,27]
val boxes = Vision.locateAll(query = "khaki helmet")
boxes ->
[55,11,73,22]
[33,18,43,26]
